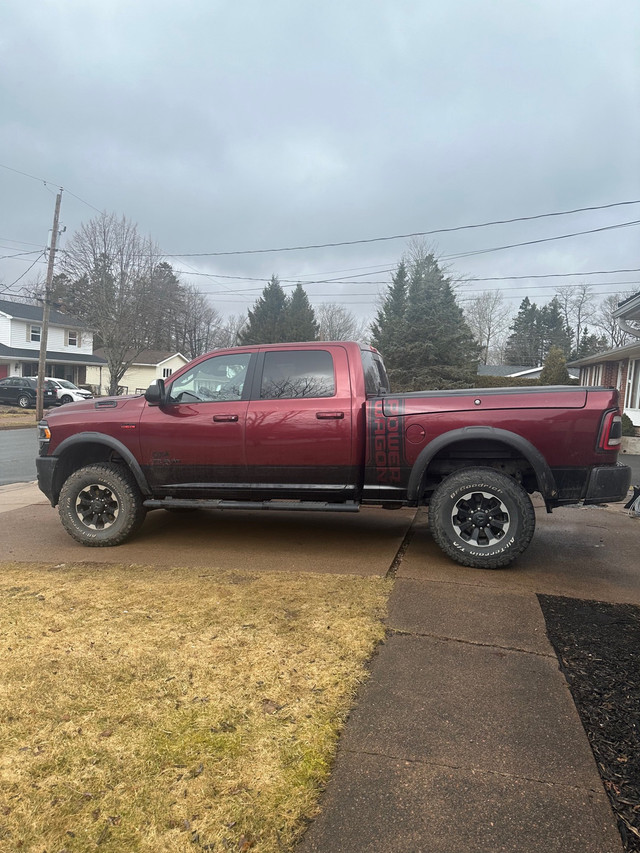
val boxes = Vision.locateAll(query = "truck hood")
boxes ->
[385,385,588,416]
[45,394,145,421]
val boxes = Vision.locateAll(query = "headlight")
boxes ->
[38,420,51,454]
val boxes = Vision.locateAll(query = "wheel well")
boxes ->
[52,442,133,503]
[418,439,538,502]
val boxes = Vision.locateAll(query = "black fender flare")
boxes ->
[52,432,152,497]
[406,426,558,502]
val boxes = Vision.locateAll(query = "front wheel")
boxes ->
[17,394,30,408]
[60,394,73,404]
[428,467,536,569]
[58,463,147,546]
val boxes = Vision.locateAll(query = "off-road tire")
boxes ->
[429,467,536,569]
[17,394,30,408]
[58,463,146,547]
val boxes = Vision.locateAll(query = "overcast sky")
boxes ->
[1,0,639,324]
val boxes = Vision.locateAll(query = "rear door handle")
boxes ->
[316,411,344,419]
[212,414,239,422]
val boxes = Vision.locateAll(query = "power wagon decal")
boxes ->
[365,397,408,492]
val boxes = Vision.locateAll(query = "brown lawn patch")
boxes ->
[0,562,391,852]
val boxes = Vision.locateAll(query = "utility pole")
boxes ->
[36,189,63,422]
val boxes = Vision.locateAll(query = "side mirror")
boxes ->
[144,378,166,405]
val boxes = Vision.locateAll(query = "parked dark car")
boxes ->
[0,376,57,408]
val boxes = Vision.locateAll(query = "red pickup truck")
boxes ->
[36,341,631,569]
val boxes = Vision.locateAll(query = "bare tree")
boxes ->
[463,290,511,364]
[316,303,370,342]
[554,285,595,355]
[213,313,248,348]
[61,213,161,394]
[173,284,223,359]
[594,291,638,348]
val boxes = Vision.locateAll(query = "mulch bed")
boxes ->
[539,594,640,852]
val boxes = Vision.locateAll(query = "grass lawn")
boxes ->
[0,562,391,852]
[0,407,38,429]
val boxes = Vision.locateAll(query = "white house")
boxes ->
[87,349,189,396]
[568,291,640,428]
[0,298,106,384]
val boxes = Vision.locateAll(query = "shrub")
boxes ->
[621,413,637,437]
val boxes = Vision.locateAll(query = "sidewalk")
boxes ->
[0,480,47,514]
[297,581,622,852]
[297,506,636,853]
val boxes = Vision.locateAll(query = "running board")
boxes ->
[143,498,360,513]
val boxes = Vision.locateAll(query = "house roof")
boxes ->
[568,340,640,368]
[613,290,640,322]
[0,298,85,329]
[93,348,189,367]
[0,343,107,365]
[477,365,535,377]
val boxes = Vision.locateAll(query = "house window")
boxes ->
[66,330,78,347]
[162,367,173,378]
[30,325,41,343]
[583,364,603,386]
[627,360,640,411]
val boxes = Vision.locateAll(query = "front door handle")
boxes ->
[316,411,344,420]
[212,414,239,422]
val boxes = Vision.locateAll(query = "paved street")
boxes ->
[0,426,37,485]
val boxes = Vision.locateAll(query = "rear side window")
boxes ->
[361,350,390,396]
[260,350,335,399]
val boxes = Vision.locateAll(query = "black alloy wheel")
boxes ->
[429,467,536,569]
[58,463,146,546]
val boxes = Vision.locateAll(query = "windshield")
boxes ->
[57,379,78,389]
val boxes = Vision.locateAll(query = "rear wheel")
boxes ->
[58,463,146,546]
[429,467,536,569]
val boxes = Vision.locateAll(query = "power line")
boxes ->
[164,200,640,258]
[442,219,640,261]
[0,252,47,292]
[0,162,101,214]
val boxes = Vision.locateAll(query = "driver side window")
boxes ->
[167,353,251,403]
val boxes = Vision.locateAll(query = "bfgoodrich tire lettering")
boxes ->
[58,463,146,547]
[429,467,536,569]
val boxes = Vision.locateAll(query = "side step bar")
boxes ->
[143,498,360,513]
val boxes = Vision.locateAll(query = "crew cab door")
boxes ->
[245,346,356,499]
[138,351,254,496]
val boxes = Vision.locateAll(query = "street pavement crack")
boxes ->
[386,626,555,658]
[338,748,603,792]
[385,509,419,579]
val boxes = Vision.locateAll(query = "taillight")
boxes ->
[598,410,622,451]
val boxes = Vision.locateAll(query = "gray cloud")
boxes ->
[1,0,638,319]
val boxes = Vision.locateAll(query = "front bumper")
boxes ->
[583,463,632,505]
[36,456,57,505]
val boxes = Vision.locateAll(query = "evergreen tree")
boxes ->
[283,283,318,342]
[371,252,479,391]
[540,297,572,359]
[504,297,541,366]
[370,261,408,362]
[504,296,572,366]
[539,345,571,385]
[239,275,289,344]
[573,328,609,360]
